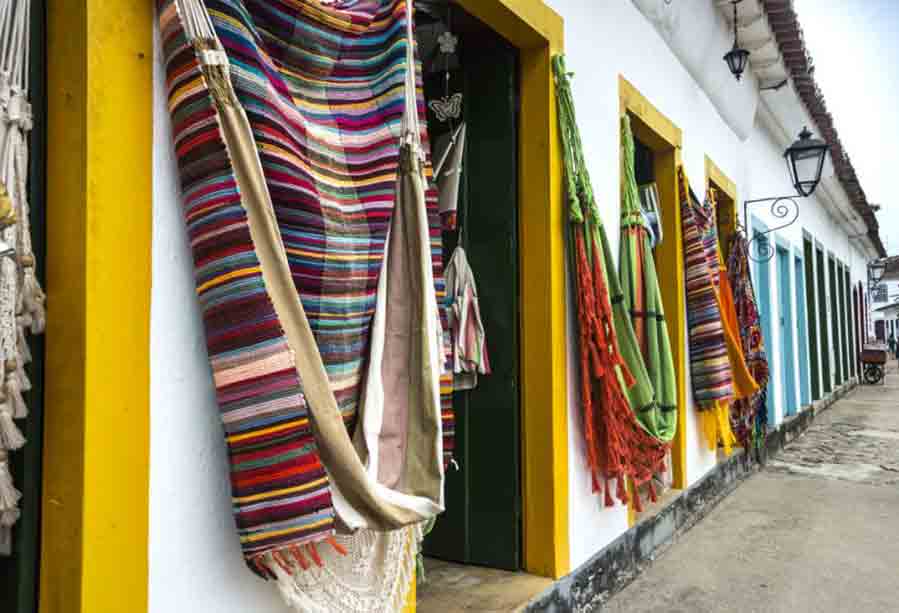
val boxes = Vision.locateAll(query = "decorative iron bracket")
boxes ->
[743,195,800,262]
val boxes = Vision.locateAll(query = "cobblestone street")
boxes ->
[604,366,899,613]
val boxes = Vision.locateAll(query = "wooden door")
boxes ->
[776,247,797,416]
[816,247,832,393]
[422,20,521,571]
[795,255,811,407]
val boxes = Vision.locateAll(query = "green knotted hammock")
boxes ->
[618,115,678,443]
[554,54,668,510]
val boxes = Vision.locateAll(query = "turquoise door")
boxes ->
[752,222,774,423]
[777,246,797,416]
[795,254,811,407]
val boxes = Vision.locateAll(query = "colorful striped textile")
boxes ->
[727,231,770,451]
[618,115,677,443]
[158,0,451,586]
[679,169,737,452]
[679,169,734,407]
[555,55,667,512]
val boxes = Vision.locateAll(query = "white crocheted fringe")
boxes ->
[273,526,419,613]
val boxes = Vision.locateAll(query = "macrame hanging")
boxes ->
[0,0,45,556]
[554,55,667,512]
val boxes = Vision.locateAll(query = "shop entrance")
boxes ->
[417,4,522,571]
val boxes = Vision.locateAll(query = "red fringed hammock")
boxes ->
[554,56,668,511]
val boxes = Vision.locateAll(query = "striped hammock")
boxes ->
[158,1,451,607]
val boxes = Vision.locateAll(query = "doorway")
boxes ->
[751,221,774,423]
[816,246,831,394]
[803,236,820,401]
[795,253,811,407]
[418,4,522,571]
[828,255,842,387]
[776,245,797,417]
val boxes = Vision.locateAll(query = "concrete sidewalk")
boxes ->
[604,366,899,613]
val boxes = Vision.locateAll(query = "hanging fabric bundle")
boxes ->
[0,0,45,556]
[679,169,739,454]
[445,245,490,391]
[554,55,667,512]
[618,115,677,444]
[159,0,450,609]
[727,231,770,452]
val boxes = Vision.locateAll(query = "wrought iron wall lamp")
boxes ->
[744,127,829,262]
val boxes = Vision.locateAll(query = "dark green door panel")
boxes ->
[423,21,521,571]
[828,256,841,386]
[816,248,831,394]
[803,238,820,401]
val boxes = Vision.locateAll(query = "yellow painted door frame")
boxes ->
[618,77,688,500]
[42,3,569,613]
[41,2,152,612]
[705,155,738,261]
[455,0,569,580]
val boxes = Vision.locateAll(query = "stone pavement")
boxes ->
[604,366,899,613]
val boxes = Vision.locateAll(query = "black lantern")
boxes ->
[723,1,750,81]
[784,126,829,197]
[869,259,887,288]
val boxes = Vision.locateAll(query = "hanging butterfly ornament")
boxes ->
[428,30,462,123]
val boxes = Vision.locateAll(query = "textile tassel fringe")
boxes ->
[272,527,417,613]
[698,403,737,455]
[21,272,45,335]
[0,405,25,450]
[0,455,21,514]
[6,373,27,419]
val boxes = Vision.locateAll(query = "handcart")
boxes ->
[861,346,888,385]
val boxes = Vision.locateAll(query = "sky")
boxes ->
[793,0,899,256]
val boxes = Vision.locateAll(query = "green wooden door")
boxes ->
[0,1,46,611]
[422,25,521,571]
[816,247,831,394]
[829,256,842,386]
[803,237,820,401]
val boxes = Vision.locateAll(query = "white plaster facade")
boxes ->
[148,1,883,607]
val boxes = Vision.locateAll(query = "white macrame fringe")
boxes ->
[0,453,20,512]
[0,404,24,450]
[0,0,46,553]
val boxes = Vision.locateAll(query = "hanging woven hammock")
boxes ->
[554,55,667,511]
[679,169,739,454]
[159,0,450,609]
[618,114,677,443]
[727,230,770,451]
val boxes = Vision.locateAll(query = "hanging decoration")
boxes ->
[554,55,667,512]
[160,0,449,610]
[618,114,677,444]
[427,11,465,230]
[0,0,46,556]
[727,231,770,453]
[679,170,738,454]
[445,245,491,391]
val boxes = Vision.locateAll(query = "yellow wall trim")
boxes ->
[456,0,569,580]
[619,77,688,497]
[41,3,152,612]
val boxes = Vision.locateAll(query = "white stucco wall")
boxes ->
[148,0,878,594]
[149,22,288,613]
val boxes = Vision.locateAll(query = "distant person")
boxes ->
[890,333,897,360]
